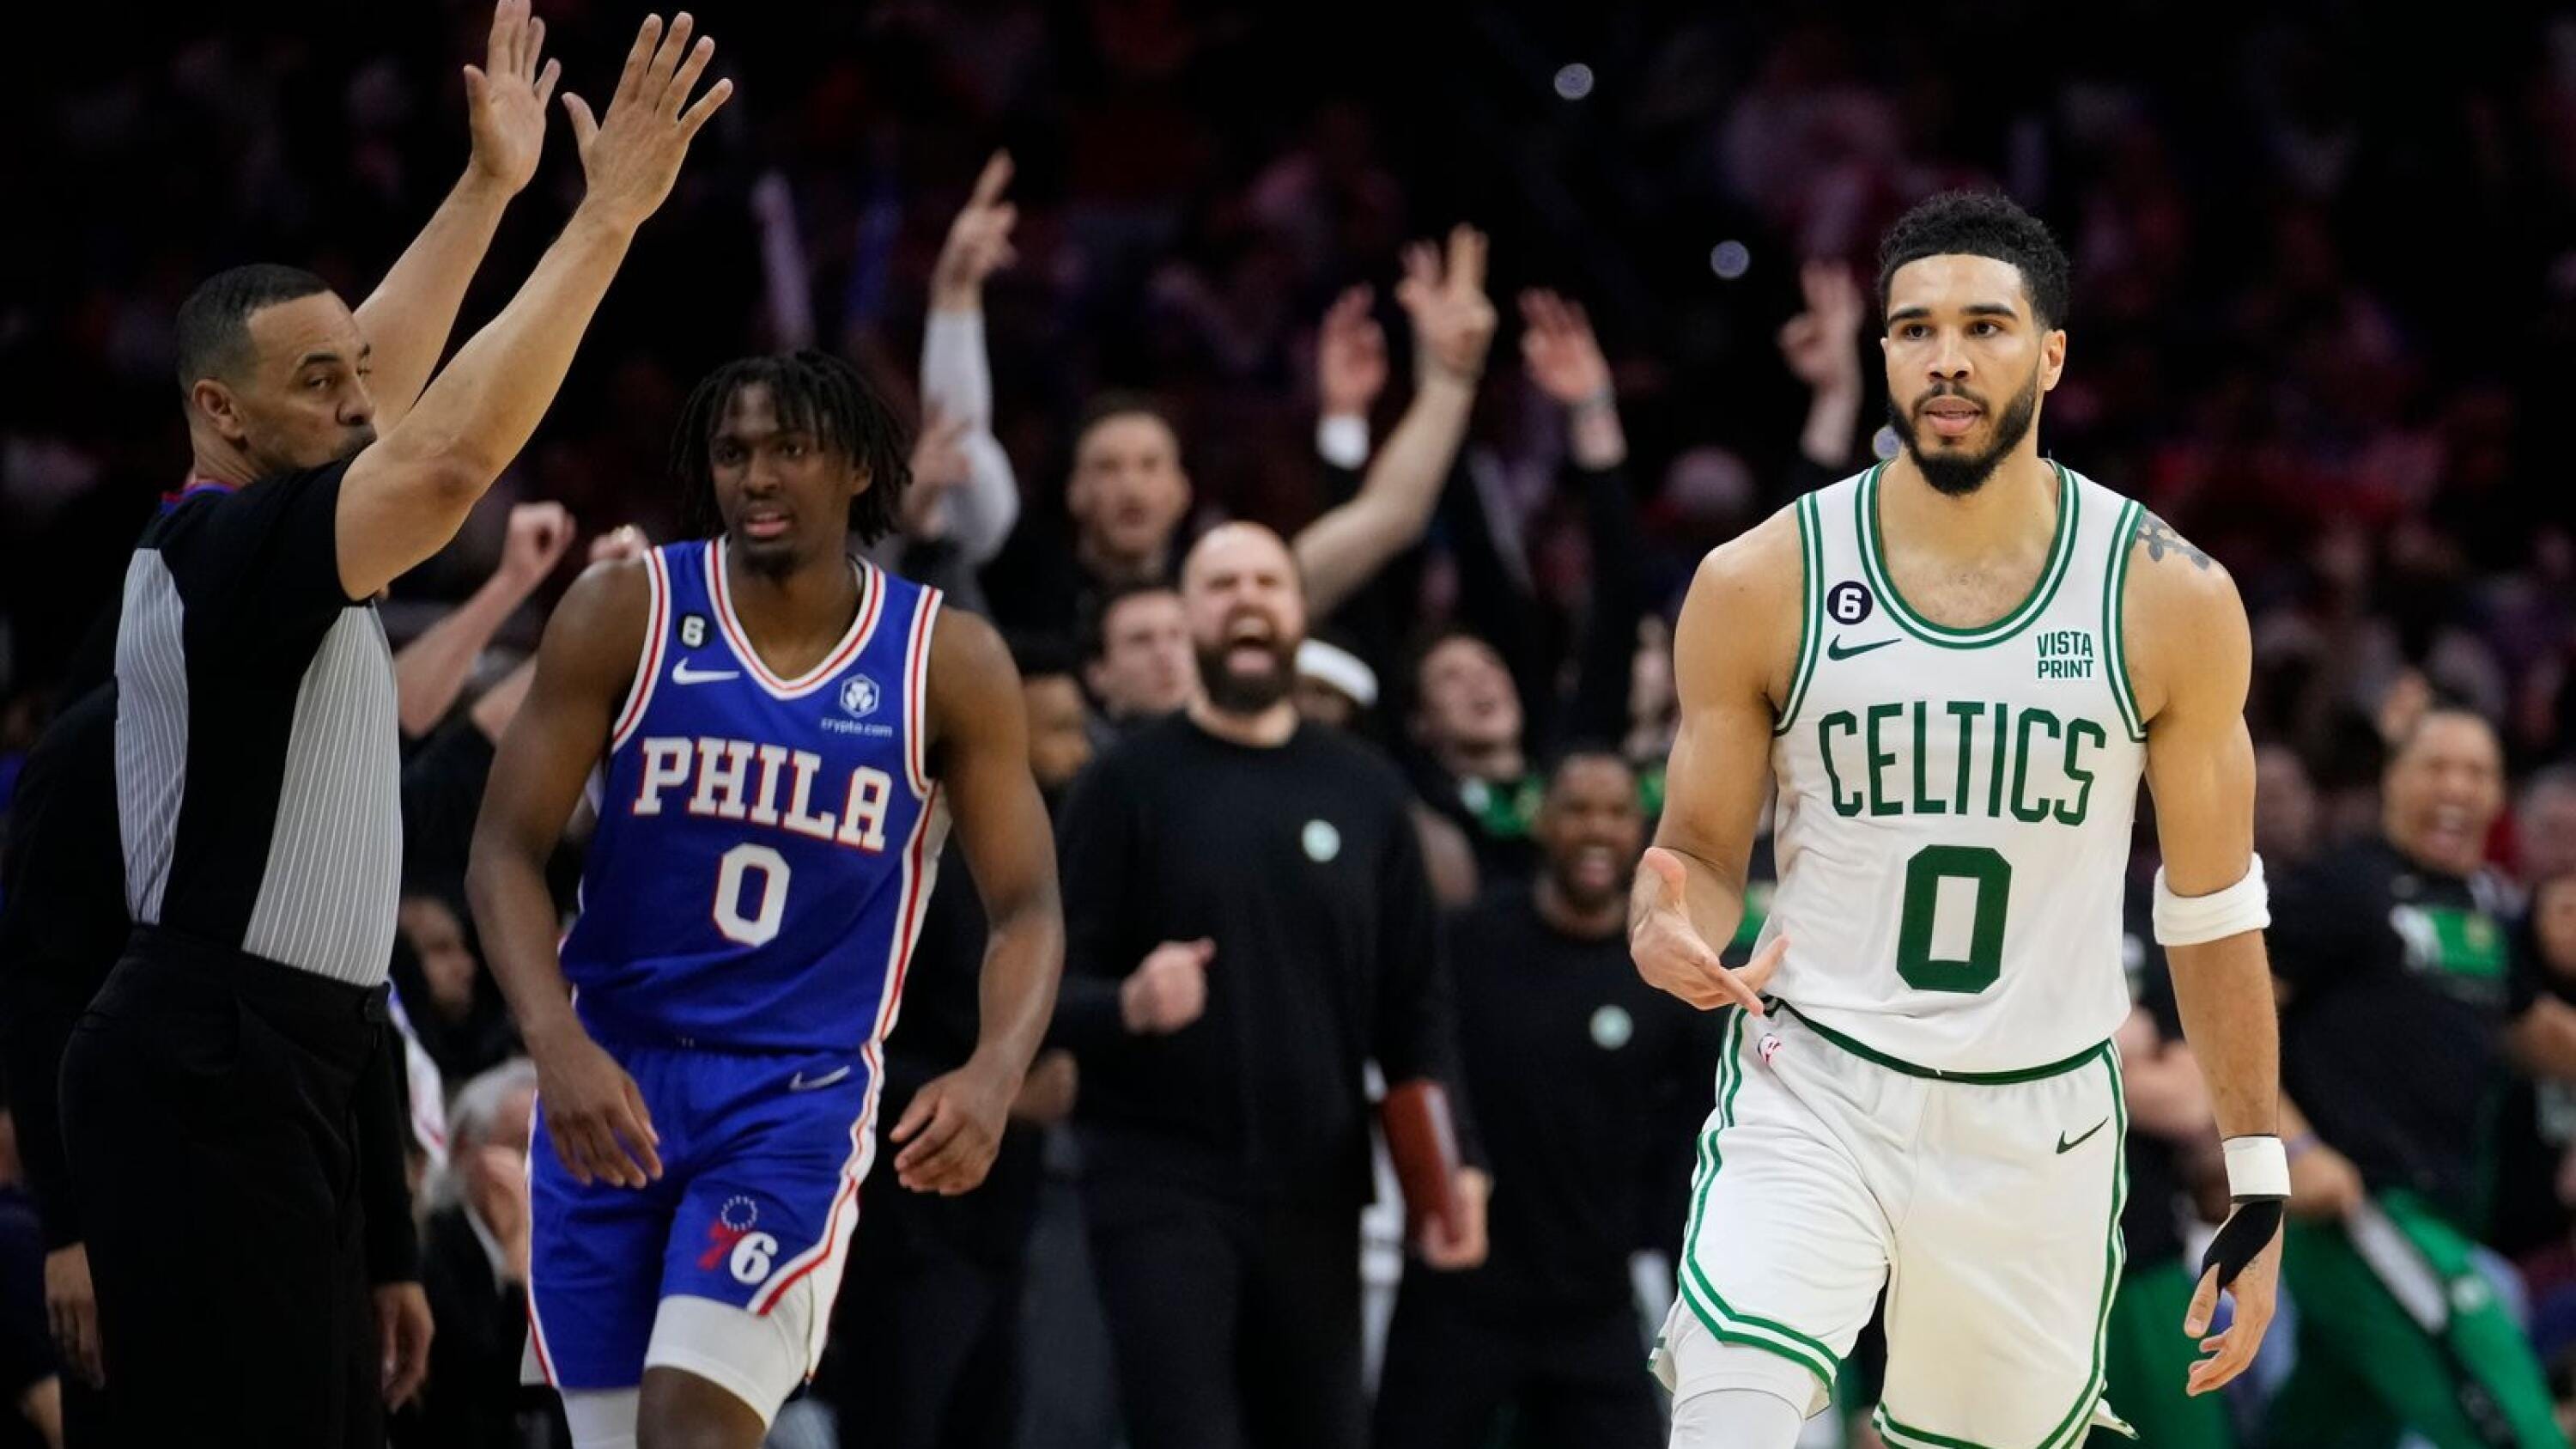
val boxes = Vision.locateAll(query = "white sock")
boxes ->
[561,1386,641,1449]
[1668,1385,1805,1449]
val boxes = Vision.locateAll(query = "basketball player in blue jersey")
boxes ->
[467,349,1064,1449]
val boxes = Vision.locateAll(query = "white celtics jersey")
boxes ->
[1756,463,2147,1075]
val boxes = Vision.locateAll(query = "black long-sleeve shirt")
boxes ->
[1054,713,1468,1208]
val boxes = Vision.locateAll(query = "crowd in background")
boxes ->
[11,3,2576,1448]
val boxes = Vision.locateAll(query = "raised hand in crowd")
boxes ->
[1519,288,1625,470]
[1317,283,1389,424]
[932,150,1019,312]
[392,501,576,737]
[1778,259,1867,470]
[902,409,976,541]
[586,522,651,568]
[1396,224,1498,385]
[1295,228,1494,617]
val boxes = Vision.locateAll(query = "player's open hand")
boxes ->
[464,0,561,194]
[891,1058,1018,1196]
[531,1026,662,1187]
[562,12,733,234]
[374,1281,434,1409]
[2182,1208,2281,1396]
[1632,847,1783,1014]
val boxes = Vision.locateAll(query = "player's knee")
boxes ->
[1668,1385,1807,1448]
[635,1367,769,1449]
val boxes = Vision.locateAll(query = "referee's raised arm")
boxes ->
[337,14,734,599]
[56,17,732,1449]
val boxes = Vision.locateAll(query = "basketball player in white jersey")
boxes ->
[1631,191,2287,1449]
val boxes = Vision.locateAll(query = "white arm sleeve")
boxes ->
[920,308,1019,563]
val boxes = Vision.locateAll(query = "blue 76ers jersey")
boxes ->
[559,539,947,1053]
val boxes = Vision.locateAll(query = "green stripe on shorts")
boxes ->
[1675,1008,1842,1393]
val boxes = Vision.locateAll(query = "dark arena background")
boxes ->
[4,3,2576,1447]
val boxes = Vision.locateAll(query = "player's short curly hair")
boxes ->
[671,350,911,545]
[1876,191,2072,331]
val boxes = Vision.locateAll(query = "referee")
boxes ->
[56,21,731,1446]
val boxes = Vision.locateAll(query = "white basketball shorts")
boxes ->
[1651,1003,2136,1449]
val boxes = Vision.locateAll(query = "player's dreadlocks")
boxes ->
[671,350,911,545]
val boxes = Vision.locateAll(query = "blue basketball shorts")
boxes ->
[525,1040,878,1394]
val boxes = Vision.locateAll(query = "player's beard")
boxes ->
[1888,363,2041,497]
[1194,634,1297,715]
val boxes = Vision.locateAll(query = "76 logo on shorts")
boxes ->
[698,1195,779,1285]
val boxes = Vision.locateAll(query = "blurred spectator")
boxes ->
[1050,523,1484,1449]
[391,892,518,1085]
[1079,581,1194,740]
[1406,290,1648,885]
[2253,742,2324,874]
[2524,767,2576,892]
[2104,886,2230,1449]
[393,1056,566,1449]
[2500,873,2576,1322]
[1371,751,1709,1449]
[827,638,1089,1449]
[1293,637,1379,734]
[863,152,1025,615]
[2267,708,2576,1446]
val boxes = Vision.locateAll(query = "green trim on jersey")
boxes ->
[1871,1048,2129,1449]
[1858,461,2081,649]
[1775,491,1827,736]
[1778,1002,2107,1083]
[1678,1009,1844,1392]
[2101,498,2147,742]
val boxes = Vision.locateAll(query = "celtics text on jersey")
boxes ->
[1755,463,2148,1075]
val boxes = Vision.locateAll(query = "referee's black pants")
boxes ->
[1082,1172,1363,1449]
[61,932,391,1449]
[1370,1271,1662,1449]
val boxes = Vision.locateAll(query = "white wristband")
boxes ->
[2151,855,2269,946]
[2223,1135,2292,1201]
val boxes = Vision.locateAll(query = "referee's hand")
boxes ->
[531,1028,662,1188]
[45,1244,100,1387]
[375,1282,434,1409]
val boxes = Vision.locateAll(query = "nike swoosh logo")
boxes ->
[671,661,742,685]
[1826,636,1899,661]
[788,1065,854,1093]
[2056,1117,2110,1154]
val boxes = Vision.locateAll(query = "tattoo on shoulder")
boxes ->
[2136,512,2214,571]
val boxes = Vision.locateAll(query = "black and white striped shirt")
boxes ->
[113,462,401,985]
